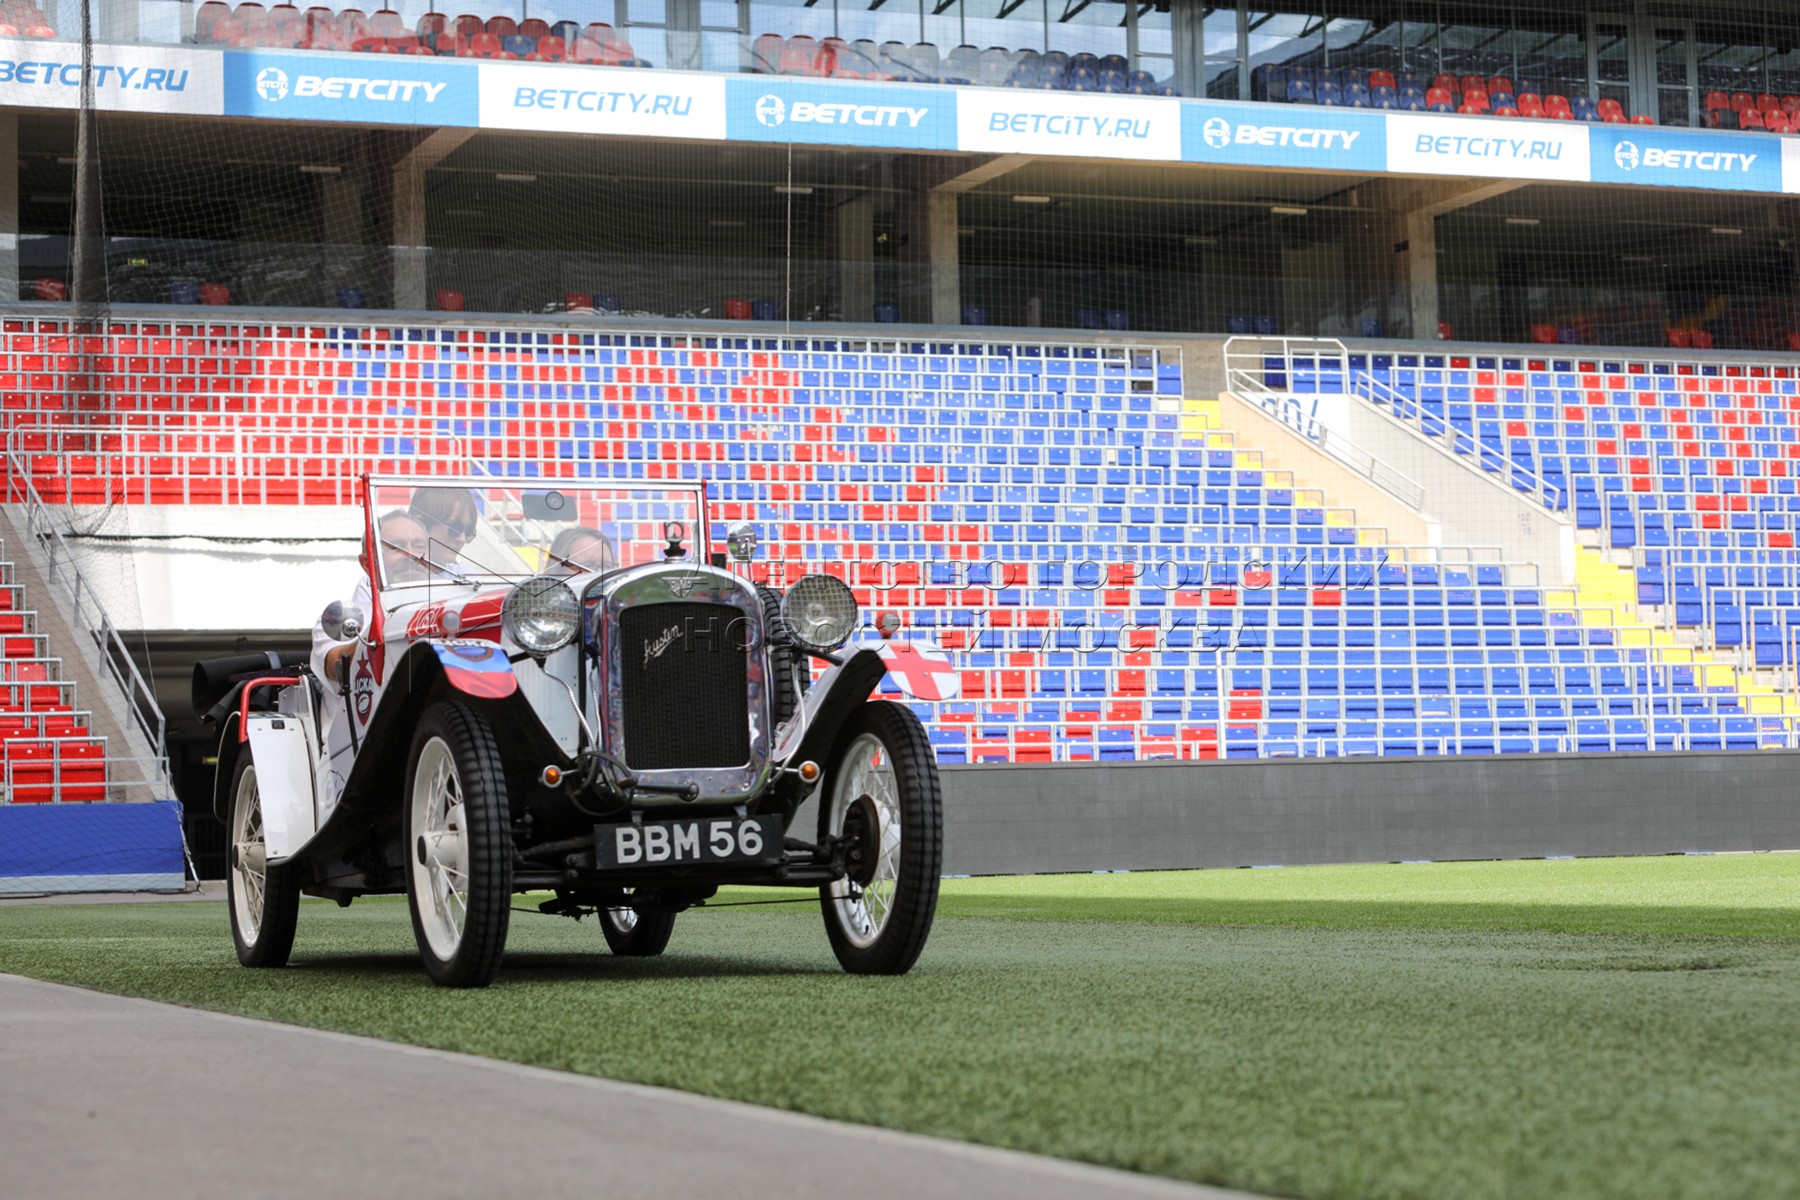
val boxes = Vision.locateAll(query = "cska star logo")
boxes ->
[353,655,376,724]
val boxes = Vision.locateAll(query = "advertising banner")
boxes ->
[956,89,1181,160]
[1183,100,1386,172]
[480,63,725,139]
[225,50,477,125]
[1589,124,1780,192]
[0,39,222,114]
[1385,113,1590,182]
[726,76,953,150]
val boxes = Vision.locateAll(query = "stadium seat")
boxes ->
[433,289,464,311]
[30,278,66,302]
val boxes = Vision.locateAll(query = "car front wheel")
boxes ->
[227,754,300,968]
[405,700,513,988]
[818,701,942,975]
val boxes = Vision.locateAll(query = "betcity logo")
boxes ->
[986,110,1153,139]
[754,93,927,128]
[1612,138,1756,173]
[1201,115,1362,152]
[0,58,191,90]
[257,67,448,103]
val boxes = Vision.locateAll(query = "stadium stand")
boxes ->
[0,317,1790,764]
[1335,351,1800,676]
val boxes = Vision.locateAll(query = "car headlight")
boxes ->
[781,574,858,655]
[503,576,579,656]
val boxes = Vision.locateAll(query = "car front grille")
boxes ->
[618,602,751,770]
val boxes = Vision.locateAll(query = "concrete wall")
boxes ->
[940,753,1800,875]
[1339,401,1576,586]
[1207,391,1438,550]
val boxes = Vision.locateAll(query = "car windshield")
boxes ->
[363,478,708,592]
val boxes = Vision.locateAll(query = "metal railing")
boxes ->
[1222,335,1572,516]
[1,443,173,801]
[1221,337,1428,512]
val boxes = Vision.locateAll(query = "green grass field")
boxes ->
[5,854,1800,1200]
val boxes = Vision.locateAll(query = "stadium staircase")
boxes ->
[0,313,1793,763]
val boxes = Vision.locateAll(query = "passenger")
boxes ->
[546,525,618,574]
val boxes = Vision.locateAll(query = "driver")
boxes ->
[309,509,430,791]
[408,486,480,576]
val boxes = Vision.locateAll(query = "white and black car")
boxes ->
[194,476,953,987]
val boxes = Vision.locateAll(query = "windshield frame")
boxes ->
[359,474,712,595]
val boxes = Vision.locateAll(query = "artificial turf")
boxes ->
[4,854,1800,1200]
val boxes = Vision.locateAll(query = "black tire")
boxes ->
[226,753,301,969]
[757,584,809,731]
[599,896,677,956]
[404,700,513,988]
[817,701,942,975]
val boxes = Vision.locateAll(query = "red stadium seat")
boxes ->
[1493,105,1518,117]
[1630,113,1654,125]
[1462,88,1489,111]
[1486,75,1512,96]
[568,35,605,63]
[1786,332,1800,352]
[1757,93,1780,112]
[525,35,565,61]
[1597,98,1623,120]
[1425,87,1453,108]
[415,11,445,37]
[1738,107,1766,130]
[1766,111,1793,134]
[196,0,231,40]
[199,283,230,306]
[1691,330,1714,349]
[485,14,516,37]
[31,278,66,301]
[465,31,501,57]
[1667,329,1692,349]
[565,293,594,312]
[1531,324,1558,344]
[1704,90,1730,112]
[1368,69,1395,90]
[1784,95,1800,115]
[434,289,464,311]
[724,298,752,320]
[1731,91,1753,111]
[451,13,484,38]
[1429,74,1456,93]
[1459,74,1486,96]
[518,17,550,40]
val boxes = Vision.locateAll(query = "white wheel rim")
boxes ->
[410,738,470,961]
[230,764,267,943]
[605,903,639,934]
[825,732,902,949]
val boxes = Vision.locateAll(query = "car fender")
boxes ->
[427,639,519,700]
[777,645,889,768]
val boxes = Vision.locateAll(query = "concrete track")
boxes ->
[0,973,1258,1200]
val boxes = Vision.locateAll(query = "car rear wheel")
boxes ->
[227,754,300,968]
[600,894,677,956]
[818,701,942,975]
[405,700,513,988]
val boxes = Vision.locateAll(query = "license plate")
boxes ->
[594,815,781,870]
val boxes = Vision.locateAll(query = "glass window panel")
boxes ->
[1048,0,1127,61]
[964,0,1045,55]
[839,0,923,50]
[1202,6,1238,59]
[1200,59,1239,99]
[747,0,836,43]
[925,0,967,58]
[701,0,742,29]
[1136,2,1172,58]
[1247,11,1323,73]
[627,0,668,24]
[619,24,668,65]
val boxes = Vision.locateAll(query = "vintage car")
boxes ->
[193,476,954,987]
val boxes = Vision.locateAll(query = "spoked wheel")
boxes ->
[405,700,513,988]
[818,701,942,975]
[227,754,300,968]
[600,892,677,957]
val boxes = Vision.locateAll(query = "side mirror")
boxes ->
[320,600,365,641]
[726,521,759,562]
